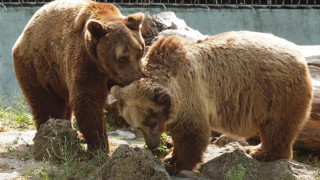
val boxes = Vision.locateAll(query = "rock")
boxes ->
[201,147,260,180]
[258,160,318,180]
[200,143,319,180]
[170,175,210,180]
[153,11,186,30]
[154,29,207,45]
[169,177,189,180]
[109,130,136,140]
[22,160,60,180]
[141,11,208,47]
[213,135,249,147]
[141,11,159,44]
[101,144,169,180]
[176,170,201,179]
[33,119,82,161]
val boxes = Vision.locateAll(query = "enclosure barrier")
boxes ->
[1,0,320,10]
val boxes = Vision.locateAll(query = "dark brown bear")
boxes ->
[12,0,145,152]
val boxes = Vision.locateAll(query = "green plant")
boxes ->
[12,134,22,145]
[47,138,80,165]
[22,152,31,161]
[104,109,118,132]
[147,133,172,158]
[314,171,320,180]
[34,167,50,180]
[38,134,108,179]
[107,123,117,132]
[115,136,124,140]
[5,134,22,152]
[225,164,246,180]
[0,92,33,130]
[6,144,14,152]
[23,136,108,179]
[293,143,320,168]
[53,147,108,179]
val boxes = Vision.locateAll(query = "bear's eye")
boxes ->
[118,100,124,108]
[118,56,129,63]
[105,27,110,34]
[142,109,158,128]
[147,108,154,114]
[143,117,158,129]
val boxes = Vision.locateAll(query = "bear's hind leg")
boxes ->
[26,87,71,130]
[251,118,302,161]
[14,62,70,129]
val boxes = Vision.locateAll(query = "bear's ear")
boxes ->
[155,90,171,106]
[110,85,122,101]
[126,12,144,31]
[87,19,108,38]
[107,94,118,107]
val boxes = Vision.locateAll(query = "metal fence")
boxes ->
[1,0,319,9]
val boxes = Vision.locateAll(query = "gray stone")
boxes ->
[33,119,82,161]
[101,145,170,180]
[141,11,208,47]
[176,170,200,178]
[200,143,319,180]
[213,135,249,147]
[109,129,136,140]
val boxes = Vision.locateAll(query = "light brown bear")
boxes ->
[12,0,145,152]
[111,31,313,174]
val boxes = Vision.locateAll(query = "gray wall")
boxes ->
[0,7,38,101]
[0,6,320,102]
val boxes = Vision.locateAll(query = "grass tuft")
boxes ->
[22,141,109,179]
[148,133,172,158]
[225,164,246,180]
[0,92,33,130]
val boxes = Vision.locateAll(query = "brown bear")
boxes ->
[110,31,313,174]
[12,0,145,152]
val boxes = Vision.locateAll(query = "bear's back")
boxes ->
[198,31,304,64]
[13,0,121,57]
[194,31,307,89]
[17,0,88,44]
[187,31,311,137]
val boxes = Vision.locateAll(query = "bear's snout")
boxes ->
[145,137,160,150]
[141,130,161,150]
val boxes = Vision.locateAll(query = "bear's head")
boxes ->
[85,12,145,85]
[110,79,172,149]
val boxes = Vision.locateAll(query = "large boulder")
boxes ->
[101,145,170,180]
[200,138,319,180]
[33,119,83,161]
[141,11,208,47]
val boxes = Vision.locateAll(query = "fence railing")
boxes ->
[1,0,319,9]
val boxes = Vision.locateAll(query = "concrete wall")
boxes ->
[0,7,38,101]
[0,6,319,101]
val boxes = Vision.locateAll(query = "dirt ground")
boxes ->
[0,129,146,180]
[1,125,319,180]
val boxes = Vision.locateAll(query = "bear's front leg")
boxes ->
[164,125,211,175]
[71,69,109,152]
[73,92,109,152]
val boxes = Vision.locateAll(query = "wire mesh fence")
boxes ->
[0,0,319,8]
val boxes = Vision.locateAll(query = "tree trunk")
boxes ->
[297,46,320,151]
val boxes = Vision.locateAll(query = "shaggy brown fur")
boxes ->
[12,0,145,152]
[111,31,313,174]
